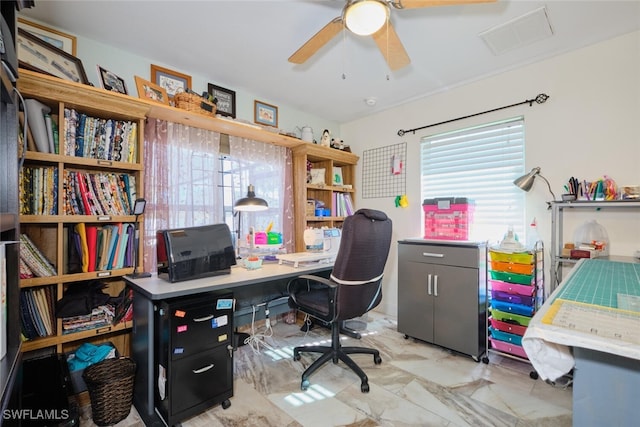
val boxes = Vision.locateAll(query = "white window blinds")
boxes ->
[420,117,526,242]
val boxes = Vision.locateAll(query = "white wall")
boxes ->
[342,31,640,317]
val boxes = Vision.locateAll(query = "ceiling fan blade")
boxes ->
[394,0,496,9]
[288,17,344,64]
[372,21,410,71]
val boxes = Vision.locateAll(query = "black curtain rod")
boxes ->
[396,93,550,137]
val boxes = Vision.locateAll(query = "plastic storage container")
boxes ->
[423,197,474,240]
[573,219,610,256]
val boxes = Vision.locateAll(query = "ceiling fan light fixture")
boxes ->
[344,0,389,36]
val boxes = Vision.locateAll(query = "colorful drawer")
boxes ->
[489,338,528,359]
[489,317,527,336]
[490,308,531,327]
[488,250,534,264]
[489,270,534,285]
[489,279,535,297]
[490,260,534,275]
[491,300,535,316]
[491,290,535,306]
[489,326,523,346]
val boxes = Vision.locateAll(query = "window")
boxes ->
[420,117,526,243]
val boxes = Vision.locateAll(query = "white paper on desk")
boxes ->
[521,335,574,381]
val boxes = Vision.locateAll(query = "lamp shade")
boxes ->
[344,0,389,36]
[513,167,557,201]
[513,167,541,192]
[234,184,268,212]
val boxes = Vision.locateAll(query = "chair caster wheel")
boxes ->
[222,399,231,409]
[301,379,310,391]
[361,382,370,393]
[530,371,539,380]
[294,353,301,361]
[374,355,382,364]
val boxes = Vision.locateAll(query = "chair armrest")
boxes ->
[297,274,336,288]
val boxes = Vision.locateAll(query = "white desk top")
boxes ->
[125,261,333,300]
[522,258,640,381]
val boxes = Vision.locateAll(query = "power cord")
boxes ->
[243,304,276,354]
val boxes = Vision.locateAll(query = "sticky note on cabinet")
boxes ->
[174,310,186,318]
[177,325,188,333]
[173,347,184,354]
[217,299,233,310]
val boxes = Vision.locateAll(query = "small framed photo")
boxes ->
[208,83,236,118]
[254,100,278,128]
[18,18,77,55]
[150,64,191,98]
[97,65,127,95]
[16,28,88,84]
[134,75,170,105]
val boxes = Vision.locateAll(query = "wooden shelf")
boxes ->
[20,321,132,352]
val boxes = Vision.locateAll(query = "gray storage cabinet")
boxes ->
[397,240,487,360]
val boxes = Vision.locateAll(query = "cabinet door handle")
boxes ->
[193,315,214,322]
[434,275,438,297]
[427,274,432,295]
[192,363,215,374]
[422,252,444,258]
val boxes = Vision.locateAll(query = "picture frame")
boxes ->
[207,83,236,118]
[134,75,170,105]
[17,18,77,55]
[17,28,89,85]
[97,65,127,95]
[254,100,278,128]
[150,64,191,98]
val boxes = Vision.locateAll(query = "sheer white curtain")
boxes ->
[228,135,294,252]
[143,119,222,271]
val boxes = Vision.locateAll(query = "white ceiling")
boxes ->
[19,0,640,124]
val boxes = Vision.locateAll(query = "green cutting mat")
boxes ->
[552,259,640,308]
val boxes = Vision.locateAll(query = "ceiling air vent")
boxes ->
[479,6,554,56]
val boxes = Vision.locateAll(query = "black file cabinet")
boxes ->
[155,291,234,426]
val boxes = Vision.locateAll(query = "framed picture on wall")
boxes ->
[134,75,170,105]
[16,28,89,84]
[18,18,77,55]
[208,83,236,118]
[97,65,127,95]
[254,100,278,128]
[150,64,192,98]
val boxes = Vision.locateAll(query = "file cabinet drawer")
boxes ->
[398,242,481,268]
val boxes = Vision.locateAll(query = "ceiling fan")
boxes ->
[289,0,496,71]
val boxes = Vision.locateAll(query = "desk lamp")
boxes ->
[233,185,268,258]
[513,167,557,201]
[127,198,151,278]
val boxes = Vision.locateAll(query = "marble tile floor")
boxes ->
[79,312,572,426]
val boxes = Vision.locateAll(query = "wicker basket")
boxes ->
[83,357,136,426]
[174,91,217,117]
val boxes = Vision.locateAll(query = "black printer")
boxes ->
[156,224,237,283]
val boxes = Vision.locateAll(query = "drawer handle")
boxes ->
[427,274,432,295]
[193,315,214,322]
[192,363,214,374]
[422,252,444,258]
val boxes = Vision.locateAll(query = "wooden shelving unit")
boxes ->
[17,70,147,356]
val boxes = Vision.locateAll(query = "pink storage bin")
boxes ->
[489,338,528,359]
[489,279,535,297]
[423,197,474,240]
[489,317,527,336]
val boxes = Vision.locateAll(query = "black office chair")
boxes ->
[288,208,392,393]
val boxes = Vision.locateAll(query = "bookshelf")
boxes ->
[292,143,359,252]
[16,70,148,356]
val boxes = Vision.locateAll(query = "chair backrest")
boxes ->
[331,209,392,320]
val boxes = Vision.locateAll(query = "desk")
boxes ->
[522,258,640,427]
[125,261,333,426]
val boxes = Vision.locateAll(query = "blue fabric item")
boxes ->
[67,342,115,372]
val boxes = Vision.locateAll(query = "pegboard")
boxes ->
[362,142,406,199]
